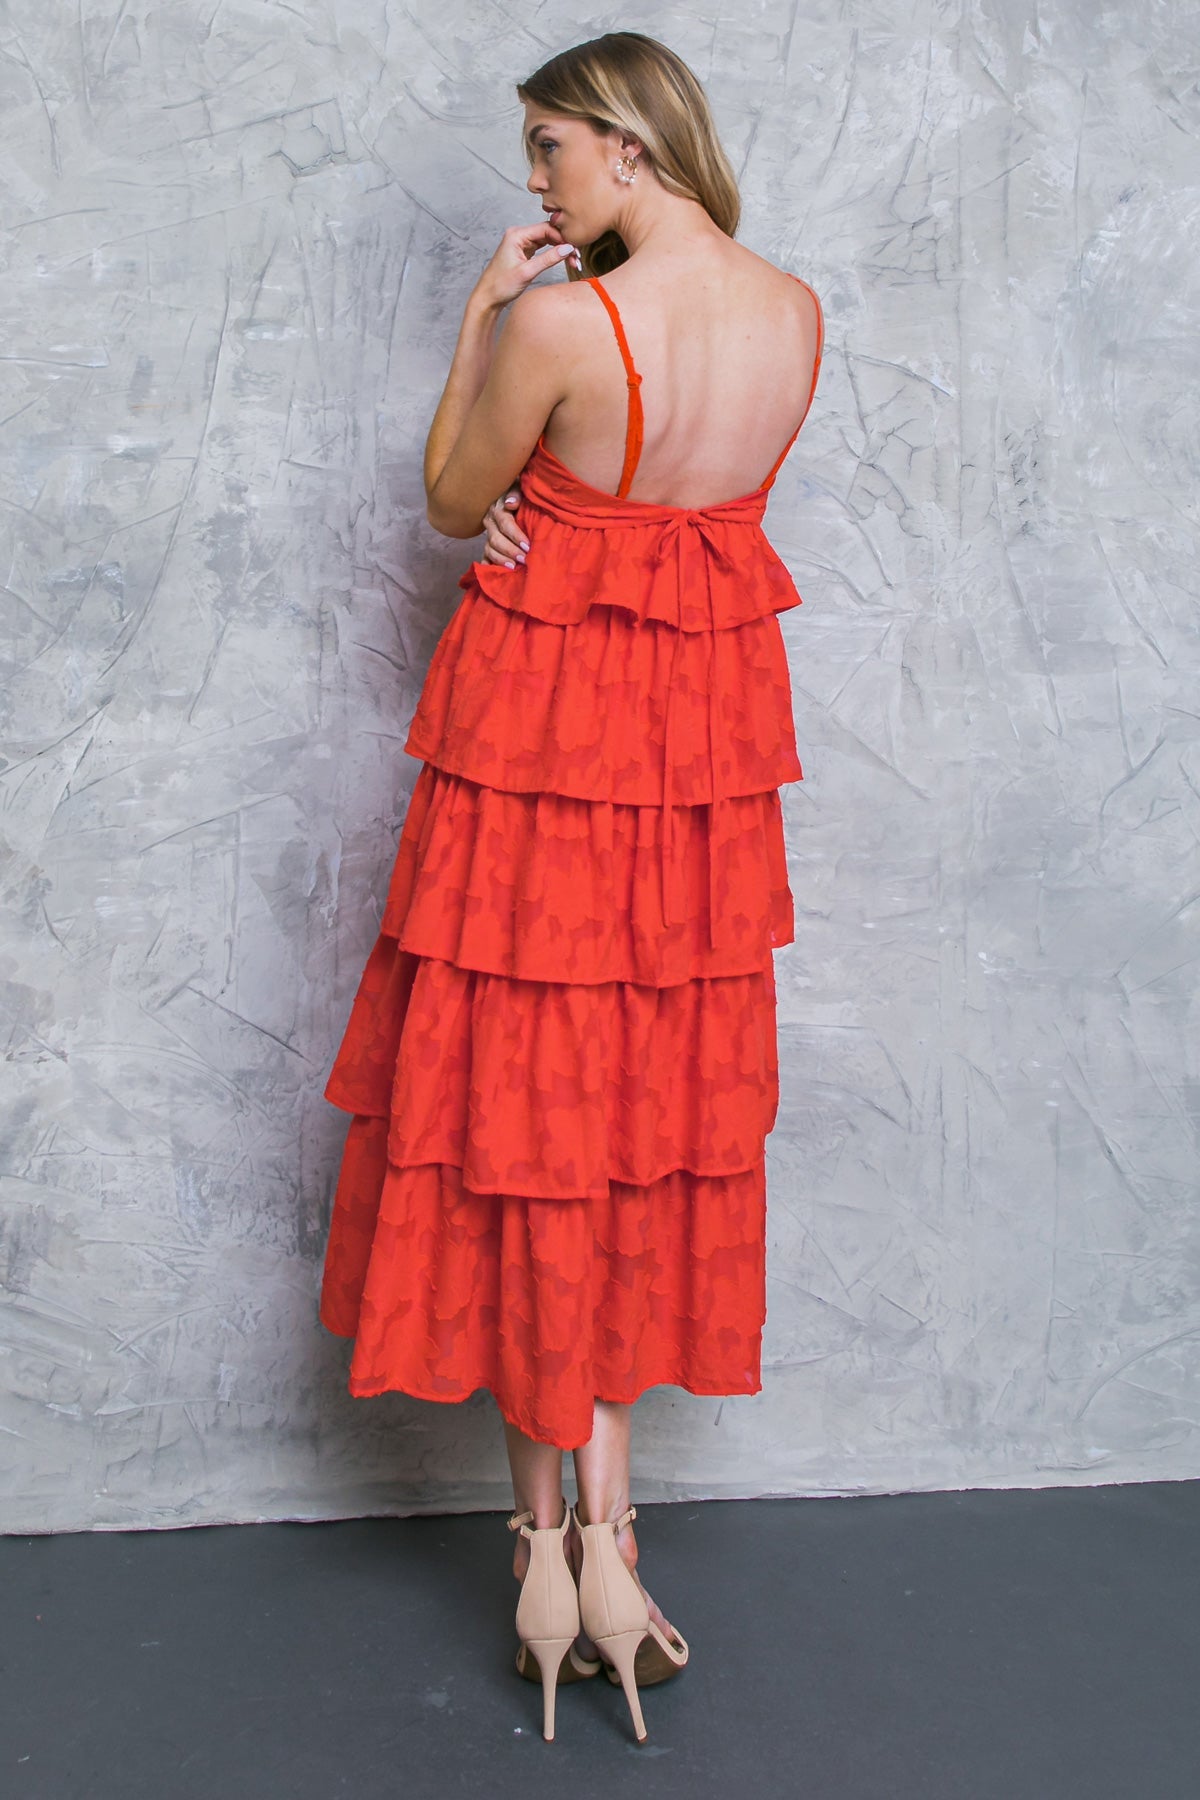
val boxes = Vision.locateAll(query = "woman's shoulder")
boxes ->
[732,243,823,323]
[500,275,594,357]
[504,268,616,341]
[732,248,823,356]
[602,240,820,320]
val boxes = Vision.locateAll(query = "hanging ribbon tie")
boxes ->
[653,510,740,953]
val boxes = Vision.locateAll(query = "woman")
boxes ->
[318,31,823,1744]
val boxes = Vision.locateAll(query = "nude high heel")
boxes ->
[507,1496,594,1741]
[572,1502,689,1744]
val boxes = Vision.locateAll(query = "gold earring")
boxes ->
[615,155,637,184]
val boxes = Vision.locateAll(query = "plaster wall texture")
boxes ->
[2,2,1198,1532]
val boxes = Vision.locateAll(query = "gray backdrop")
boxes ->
[2,2,1198,1533]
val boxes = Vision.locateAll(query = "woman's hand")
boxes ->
[471,222,583,313]
[481,489,528,567]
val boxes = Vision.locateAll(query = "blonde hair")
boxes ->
[516,32,741,276]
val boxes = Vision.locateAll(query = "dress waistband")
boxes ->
[520,446,773,534]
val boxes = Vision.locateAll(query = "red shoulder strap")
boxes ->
[585,276,645,497]
[761,274,825,490]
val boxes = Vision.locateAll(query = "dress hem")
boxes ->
[320,1339,763,1451]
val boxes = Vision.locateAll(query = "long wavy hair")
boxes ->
[516,32,741,277]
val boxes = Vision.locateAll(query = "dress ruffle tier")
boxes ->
[318,438,806,1448]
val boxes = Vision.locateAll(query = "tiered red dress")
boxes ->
[318,272,824,1449]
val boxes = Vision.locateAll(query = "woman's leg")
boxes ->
[503,1415,566,1583]
[568,1398,679,1653]
[503,1412,602,1660]
[502,1401,679,1659]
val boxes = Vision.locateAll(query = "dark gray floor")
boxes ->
[4,1480,1197,1800]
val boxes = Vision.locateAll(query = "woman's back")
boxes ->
[538,245,823,509]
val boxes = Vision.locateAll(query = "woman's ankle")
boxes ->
[513,1493,568,1530]
[573,1496,631,1529]
[571,1504,639,1575]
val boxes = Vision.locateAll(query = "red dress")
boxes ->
[318,272,824,1449]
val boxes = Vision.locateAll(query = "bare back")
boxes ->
[539,245,823,510]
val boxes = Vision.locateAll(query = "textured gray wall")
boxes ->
[2,2,1198,1533]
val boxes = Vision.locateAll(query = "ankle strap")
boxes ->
[573,1503,637,1531]
[506,1496,569,1538]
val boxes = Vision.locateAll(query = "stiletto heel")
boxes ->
[572,1502,689,1744]
[507,1496,592,1740]
[595,1626,649,1742]
[526,1631,575,1741]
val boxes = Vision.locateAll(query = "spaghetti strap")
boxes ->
[585,276,645,498]
[760,274,825,491]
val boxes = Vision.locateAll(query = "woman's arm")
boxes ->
[422,292,507,499]
[425,225,580,539]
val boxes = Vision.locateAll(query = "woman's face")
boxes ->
[522,105,624,246]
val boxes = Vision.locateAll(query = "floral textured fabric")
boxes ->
[319,273,824,1449]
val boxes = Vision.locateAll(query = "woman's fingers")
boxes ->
[482,490,529,566]
[473,225,582,308]
[520,240,579,281]
[531,237,583,276]
[511,219,565,255]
